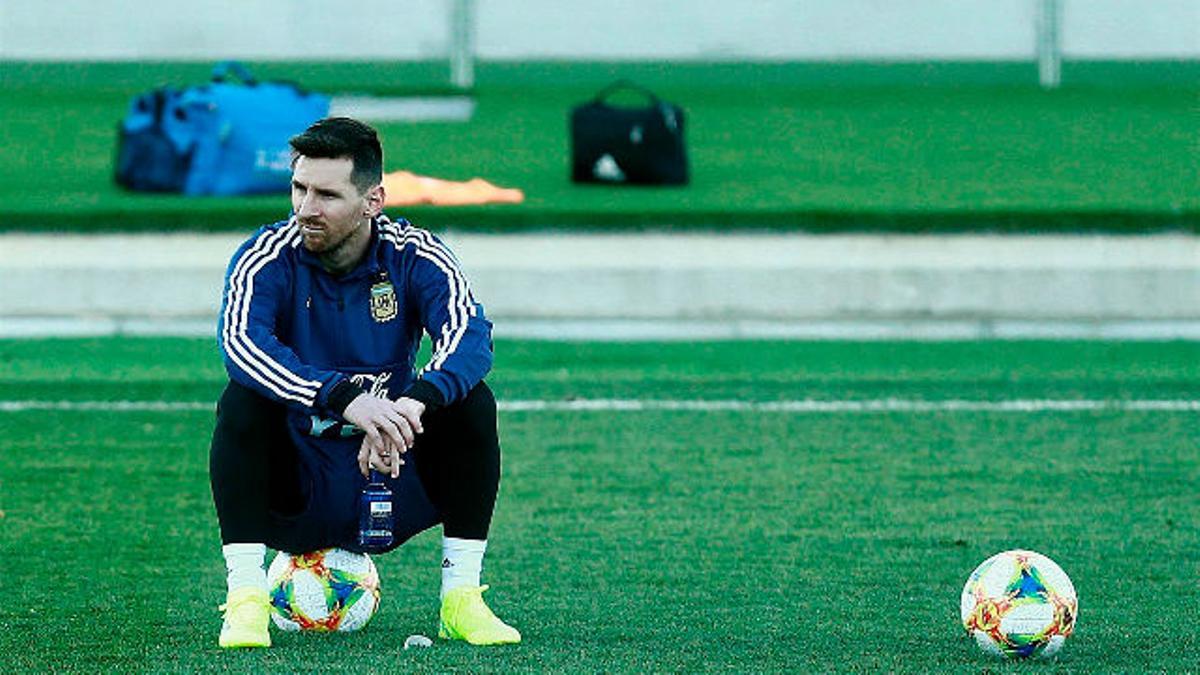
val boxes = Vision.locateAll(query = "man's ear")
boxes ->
[364,183,385,217]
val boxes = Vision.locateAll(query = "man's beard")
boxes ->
[300,219,344,253]
[300,216,370,269]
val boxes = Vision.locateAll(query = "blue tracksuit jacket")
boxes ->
[218,214,493,445]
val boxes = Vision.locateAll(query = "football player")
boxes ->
[210,117,519,648]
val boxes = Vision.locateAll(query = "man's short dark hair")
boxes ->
[289,117,383,193]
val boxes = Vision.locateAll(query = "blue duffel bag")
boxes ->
[115,62,330,196]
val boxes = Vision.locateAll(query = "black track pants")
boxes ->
[209,379,502,552]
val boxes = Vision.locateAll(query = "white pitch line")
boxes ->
[0,400,215,412]
[502,399,1200,412]
[0,399,1197,413]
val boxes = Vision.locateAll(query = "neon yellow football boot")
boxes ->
[438,585,521,645]
[218,587,271,648]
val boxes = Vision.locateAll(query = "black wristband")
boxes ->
[403,379,446,412]
[326,378,365,417]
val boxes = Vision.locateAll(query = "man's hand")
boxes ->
[345,394,426,478]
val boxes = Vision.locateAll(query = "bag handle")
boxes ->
[208,61,316,97]
[135,88,172,121]
[592,80,660,106]
[211,61,258,86]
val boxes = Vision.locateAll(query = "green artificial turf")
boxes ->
[0,338,1197,672]
[1,60,1197,233]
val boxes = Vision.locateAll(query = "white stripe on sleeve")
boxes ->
[221,222,322,405]
[378,223,474,376]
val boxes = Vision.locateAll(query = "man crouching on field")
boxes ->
[209,117,519,648]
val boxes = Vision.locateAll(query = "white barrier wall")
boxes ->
[3,233,1199,339]
[1,0,1196,60]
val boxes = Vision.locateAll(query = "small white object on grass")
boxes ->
[404,634,433,649]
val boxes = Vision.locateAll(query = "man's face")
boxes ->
[291,156,368,254]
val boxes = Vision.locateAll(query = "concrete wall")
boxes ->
[2,0,1196,61]
[2,233,1197,340]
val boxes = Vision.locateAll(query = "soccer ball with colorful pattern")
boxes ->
[267,548,381,632]
[960,549,1077,659]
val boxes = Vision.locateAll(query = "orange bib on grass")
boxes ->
[382,171,525,206]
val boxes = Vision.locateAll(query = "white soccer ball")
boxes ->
[267,548,381,632]
[960,549,1077,659]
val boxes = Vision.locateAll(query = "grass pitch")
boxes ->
[2,61,1197,233]
[0,338,1197,672]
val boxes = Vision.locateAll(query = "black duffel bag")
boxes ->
[570,81,688,185]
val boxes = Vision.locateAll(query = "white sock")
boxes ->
[441,537,486,599]
[223,543,267,593]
